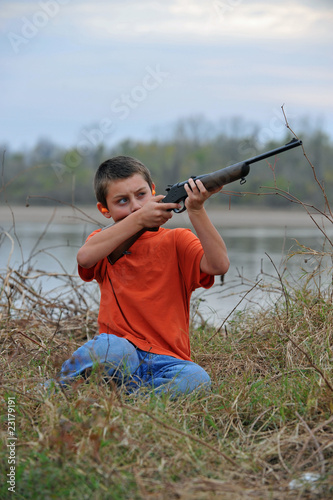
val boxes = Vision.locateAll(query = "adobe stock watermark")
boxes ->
[51,64,170,181]
[6,397,16,494]
[7,0,70,54]
[212,0,243,18]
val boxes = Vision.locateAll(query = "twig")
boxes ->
[121,403,238,467]
[279,332,333,393]
[258,186,333,248]
[0,384,44,404]
[265,252,289,319]
[277,430,291,473]
[13,330,47,350]
[0,162,47,195]
[295,411,326,475]
[281,104,333,219]
[204,280,262,345]
[25,195,101,226]
[29,207,57,259]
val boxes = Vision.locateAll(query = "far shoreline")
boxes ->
[0,204,328,229]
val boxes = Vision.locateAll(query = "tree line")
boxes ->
[2,118,332,210]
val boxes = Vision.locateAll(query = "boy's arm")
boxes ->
[77,196,179,269]
[184,178,230,276]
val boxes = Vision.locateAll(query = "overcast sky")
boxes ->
[1,0,333,151]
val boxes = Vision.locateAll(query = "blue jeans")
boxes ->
[53,333,211,396]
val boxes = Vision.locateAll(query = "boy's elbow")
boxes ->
[215,259,230,276]
[201,256,230,276]
[77,248,95,269]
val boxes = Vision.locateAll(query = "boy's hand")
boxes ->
[184,178,222,213]
[137,195,181,228]
[183,178,229,276]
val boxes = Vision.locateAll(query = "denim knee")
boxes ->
[57,333,140,384]
[136,352,211,396]
[179,364,211,393]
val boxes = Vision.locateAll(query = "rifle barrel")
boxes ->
[245,138,302,165]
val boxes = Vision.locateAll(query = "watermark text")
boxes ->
[6,397,16,493]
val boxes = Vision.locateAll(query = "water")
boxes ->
[1,220,332,325]
[193,226,333,325]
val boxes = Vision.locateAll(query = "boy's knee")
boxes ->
[174,363,211,394]
[190,366,211,390]
[58,334,139,381]
[89,333,136,359]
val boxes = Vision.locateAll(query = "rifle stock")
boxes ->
[108,138,302,264]
[107,227,160,265]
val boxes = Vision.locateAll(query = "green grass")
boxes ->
[1,269,333,499]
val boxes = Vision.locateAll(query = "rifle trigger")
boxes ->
[173,201,187,214]
[240,177,246,185]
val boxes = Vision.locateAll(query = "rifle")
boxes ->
[108,138,302,264]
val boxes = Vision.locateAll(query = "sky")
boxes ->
[1,0,333,152]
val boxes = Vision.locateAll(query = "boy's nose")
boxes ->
[130,200,141,212]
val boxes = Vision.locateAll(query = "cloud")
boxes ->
[2,0,332,52]
[49,0,333,43]
[1,0,332,149]
[4,0,330,42]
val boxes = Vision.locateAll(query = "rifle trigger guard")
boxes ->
[240,177,246,185]
[173,202,187,214]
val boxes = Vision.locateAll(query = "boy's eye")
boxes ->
[118,198,128,205]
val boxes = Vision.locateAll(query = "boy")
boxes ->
[54,156,229,396]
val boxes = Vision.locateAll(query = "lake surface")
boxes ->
[1,218,332,325]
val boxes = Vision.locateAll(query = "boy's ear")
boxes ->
[97,202,112,218]
[151,183,156,196]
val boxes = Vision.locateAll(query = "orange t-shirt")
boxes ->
[78,227,214,361]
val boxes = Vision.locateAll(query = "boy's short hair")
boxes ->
[94,156,153,207]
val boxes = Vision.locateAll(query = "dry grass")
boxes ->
[1,260,332,499]
[2,117,333,498]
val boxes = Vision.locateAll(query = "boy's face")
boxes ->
[97,173,154,222]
